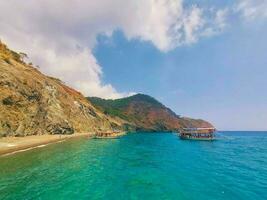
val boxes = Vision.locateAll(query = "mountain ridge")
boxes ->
[88,94,214,132]
[0,40,214,137]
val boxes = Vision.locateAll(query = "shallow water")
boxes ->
[0,131,266,200]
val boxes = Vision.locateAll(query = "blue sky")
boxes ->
[1,0,267,130]
[95,15,267,130]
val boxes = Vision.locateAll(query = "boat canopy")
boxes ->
[182,128,215,130]
[180,127,216,135]
[179,127,216,140]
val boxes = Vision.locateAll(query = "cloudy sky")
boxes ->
[0,0,267,130]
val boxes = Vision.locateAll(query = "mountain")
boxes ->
[88,94,214,132]
[0,41,124,137]
[0,40,213,137]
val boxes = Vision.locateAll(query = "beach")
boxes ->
[0,133,94,156]
[0,132,127,156]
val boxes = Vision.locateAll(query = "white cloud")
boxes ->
[0,0,227,98]
[201,8,229,37]
[236,0,267,20]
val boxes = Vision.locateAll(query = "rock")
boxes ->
[46,122,74,135]
[0,40,124,136]
[2,96,14,106]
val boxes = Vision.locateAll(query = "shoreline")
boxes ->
[0,132,127,157]
[0,132,93,157]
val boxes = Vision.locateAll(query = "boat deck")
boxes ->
[179,128,216,140]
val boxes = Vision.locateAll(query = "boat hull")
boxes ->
[180,135,216,141]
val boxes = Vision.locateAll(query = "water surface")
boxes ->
[0,131,266,200]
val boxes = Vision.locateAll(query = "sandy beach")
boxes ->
[0,132,95,156]
[0,132,127,156]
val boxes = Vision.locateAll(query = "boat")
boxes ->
[179,128,216,141]
[92,131,126,139]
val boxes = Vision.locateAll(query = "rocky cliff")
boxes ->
[88,94,214,132]
[0,40,213,137]
[0,41,123,137]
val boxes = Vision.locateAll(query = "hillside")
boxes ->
[0,41,124,137]
[88,94,214,132]
[0,40,213,137]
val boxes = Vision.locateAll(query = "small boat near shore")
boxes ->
[92,131,126,139]
[179,128,216,141]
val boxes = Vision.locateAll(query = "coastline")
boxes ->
[0,131,127,157]
[0,132,94,157]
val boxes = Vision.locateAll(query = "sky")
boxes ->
[0,0,267,130]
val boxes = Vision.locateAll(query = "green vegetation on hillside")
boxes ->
[87,94,213,132]
[0,40,124,137]
[88,94,164,121]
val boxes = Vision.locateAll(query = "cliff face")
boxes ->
[88,94,214,132]
[0,40,213,137]
[0,41,123,137]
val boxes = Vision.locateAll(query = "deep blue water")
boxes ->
[0,131,267,200]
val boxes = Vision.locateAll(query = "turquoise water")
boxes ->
[0,131,267,200]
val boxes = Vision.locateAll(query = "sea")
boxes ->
[0,131,266,200]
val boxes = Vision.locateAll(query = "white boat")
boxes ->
[179,128,216,141]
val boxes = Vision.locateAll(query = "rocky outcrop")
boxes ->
[88,94,214,132]
[0,40,214,137]
[0,41,123,137]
